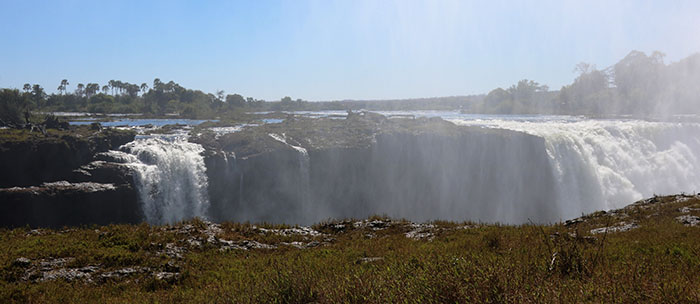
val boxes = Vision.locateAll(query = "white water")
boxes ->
[109,137,210,224]
[269,133,312,219]
[449,118,700,219]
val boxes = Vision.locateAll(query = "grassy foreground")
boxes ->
[1,195,700,303]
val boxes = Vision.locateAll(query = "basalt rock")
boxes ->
[0,181,141,228]
[195,115,558,225]
[0,127,135,188]
[0,127,139,228]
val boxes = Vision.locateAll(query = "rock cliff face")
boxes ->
[0,128,135,187]
[198,114,558,225]
[0,181,141,228]
[0,127,140,228]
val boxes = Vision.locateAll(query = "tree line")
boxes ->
[473,51,700,116]
[1,78,314,126]
[2,50,699,127]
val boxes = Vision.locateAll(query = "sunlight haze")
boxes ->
[1,0,699,100]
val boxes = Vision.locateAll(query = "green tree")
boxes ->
[226,94,245,107]
[0,89,30,127]
[31,84,46,106]
[85,83,100,98]
[57,79,69,95]
[613,50,665,114]
[108,80,117,95]
[75,83,85,97]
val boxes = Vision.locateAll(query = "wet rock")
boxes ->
[154,271,180,283]
[39,257,74,270]
[564,218,585,226]
[164,261,180,273]
[40,267,95,282]
[72,161,134,185]
[282,241,306,249]
[317,221,352,233]
[218,239,277,251]
[255,226,324,237]
[353,219,393,230]
[590,222,639,234]
[100,267,150,280]
[26,229,44,236]
[0,181,140,228]
[161,243,185,259]
[676,215,700,227]
[455,224,479,230]
[678,206,700,213]
[186,238,203,248]
[405,223,435,240]
[0,127,134,188]
[239,240,277,250]
[357,257,383,264]
[281,240,322,249]
[13,257,31,267]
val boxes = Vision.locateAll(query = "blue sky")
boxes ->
[1,0,699,101]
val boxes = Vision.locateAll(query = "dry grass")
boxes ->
[1,195,700,303]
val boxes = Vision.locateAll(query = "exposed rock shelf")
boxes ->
[195,113,558,225]
[0,127,139,228]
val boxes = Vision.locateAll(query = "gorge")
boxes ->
[2,112,699,227]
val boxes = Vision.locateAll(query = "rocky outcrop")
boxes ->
[0,127,139,228]
[0,181,141,228]
[197,114,558,225]
[0,127,135,187]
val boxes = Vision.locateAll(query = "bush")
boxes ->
[0,89,30,127]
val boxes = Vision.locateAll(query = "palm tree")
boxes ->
[108,80,116,95]
[85,83,99,98]
[140,83,149,94]
[57,79,66,95]
[58,79,69,95]
[23,83,31,94]
[102,85,109,94]
[115,80,124,95]
[153,78,163,92]
[76,83,85,97]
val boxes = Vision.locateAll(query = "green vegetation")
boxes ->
[477,51,700,115]
[1,195,699,303]
[2,50,698,123]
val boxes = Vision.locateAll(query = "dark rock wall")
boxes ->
[0,129,140,228]
[206,128,559,225]
[0,129,135,188]
[0,184,141,228]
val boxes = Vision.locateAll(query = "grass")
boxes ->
[1,195,700,303]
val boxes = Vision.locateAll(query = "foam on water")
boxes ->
[117,136,210,224]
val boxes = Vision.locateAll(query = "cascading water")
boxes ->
[449,118,700,219]
[109,136,210,224]
[269,133,311,219]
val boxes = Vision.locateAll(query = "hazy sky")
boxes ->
[1,0,699,101]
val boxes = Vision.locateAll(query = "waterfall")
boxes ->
[269,133,311,218]
[111,136,210,225]
[449,118,700,219]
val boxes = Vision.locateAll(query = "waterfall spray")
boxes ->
[117,137,210,225]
